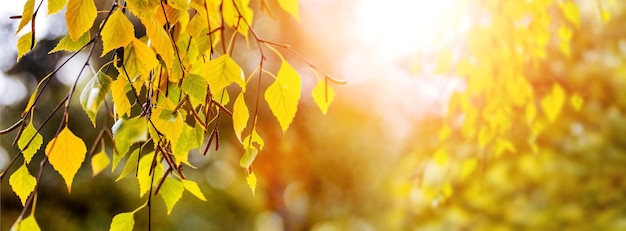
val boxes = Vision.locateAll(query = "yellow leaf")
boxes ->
[571,93,584,111]
[243,128,264,150]
[151,107,183,141]
[311,78,335,115]
[141,18,174,68]
[137,151,163,197]
[66,0,97,41]
[460,157,477,179]
[16,214,41,231]
[49,31,91,54]
[240,147,258,169]
[168,0,189,10]
[222,0,253,40]
[541,84,566,122]
[126,0,159,12]
[181,74,208,101]
[16,0,34,34]
[101,10,135,57]
[246,171,257,196]
[9,164,36,206]
[45,126,87,192]
[601,10,610,23]
[160,177,184,214]
[264,60,301,132]
[48,0,67,15]
[277,0,300,21]
[17,31,34,62]
[111,78,132,117]
[17,122,43,164]
[432,149,449,166]
[182,179,207,201]
[441,182,453,198]
[203,55,245,94]
[558,26,572,57]
[233,92,249,141]
[109,212,135,231]
[91,150,110,176]
[561,2,580,27]
[124,39,159,77]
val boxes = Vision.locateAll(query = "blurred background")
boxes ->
[2,0,626,230]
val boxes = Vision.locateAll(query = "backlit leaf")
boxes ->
[173,124,200,166]
[48,0,67,15]
[204,55,245,93]
[233,92,249,141]
[243,128,264,150]
[264,60,301,132]
[311,78,334,115]
[277,0,300,21]
[182,179,207,201]
[433,148,449,166]
[91,149,110,176]
[16,0,34,34]
[151,107,183,141]
[115,148,139,181]
[246,171,257,196]
[240,147,258,169]
[109,212,135,231]
[16,214,41,231]
[137,152,163,197]
[111,78,132,117]
[80,72,113,127]
[561,1,580,27]
[160,177,184,214]
[101,9,135,57]
[181,74,208,101]
[9,164,36,206]
[17,122,42,164]
[50,31,91,54]
[124,39,159,77]
[541,84,566,122]
[66,0,97,41]
[460,157,477,179]
[17,32,34,62]
[141,18,174,68]
[45,126,87,192]
[111,117,147,170]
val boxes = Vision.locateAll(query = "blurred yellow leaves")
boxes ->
[277,0,300,21]
[45,126,87,192]
[541,84,566,122]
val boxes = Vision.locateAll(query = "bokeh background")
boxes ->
[2,0,626,230]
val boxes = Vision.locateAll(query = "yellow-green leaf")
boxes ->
[182,179,207,201]
[115,148,139,181]
[160,177,184,214]
[101,9,135,57]
[311,78,334,115]
[109,212,135,231]
[172,124,200,166]
[126,0,159,12]
[80,72,113,127]
[16,214,41,231]
[151,107,183,141]
[264,60,301,132]
[17,31,34,62]
[66,0,97,41]
[181,74,208,101]
[9,164,36,206]
[16,0,35,34]
[91,149,110,176]
[111,117,148,170]
[49,31,91,54]
[17,122,43,164]
[240,147,258,169]
[137,152,163,197]
[45,126,87,192]
[204,55,246,93]
[541,84,566,122]
[233,92,249,141]
[246,171,257,196]
[111,78,132,117]
[124,39,159,77]
[48,0,67,15]
[277,0,300,21]
[243,128,264,150]
[571,93,584,111]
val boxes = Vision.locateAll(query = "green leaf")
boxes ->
[16,214,41,231]
[17,32,34,62]
[109,212,135,231]
[264,60,301,132]
[49,31,91,54]
[277,0,300,21]
[17,122,43,164]
[115,148,139,181]
[181,74,208,101]
[91,149,110,176]
[80,72,113,127]
[541,84,566,122]
[9,164,36,206]
[160,177,184,214]
[48,0,67,15]
[16,0,34,34]
[66,0,97,41]
[101,9,135,57]
[232,92,249,141]
[311,78,334,115]
[172,124,201,166]
[182,179,207,201]
[111,117,148,170]
[45,126,87,192]
[203,55,245,94]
